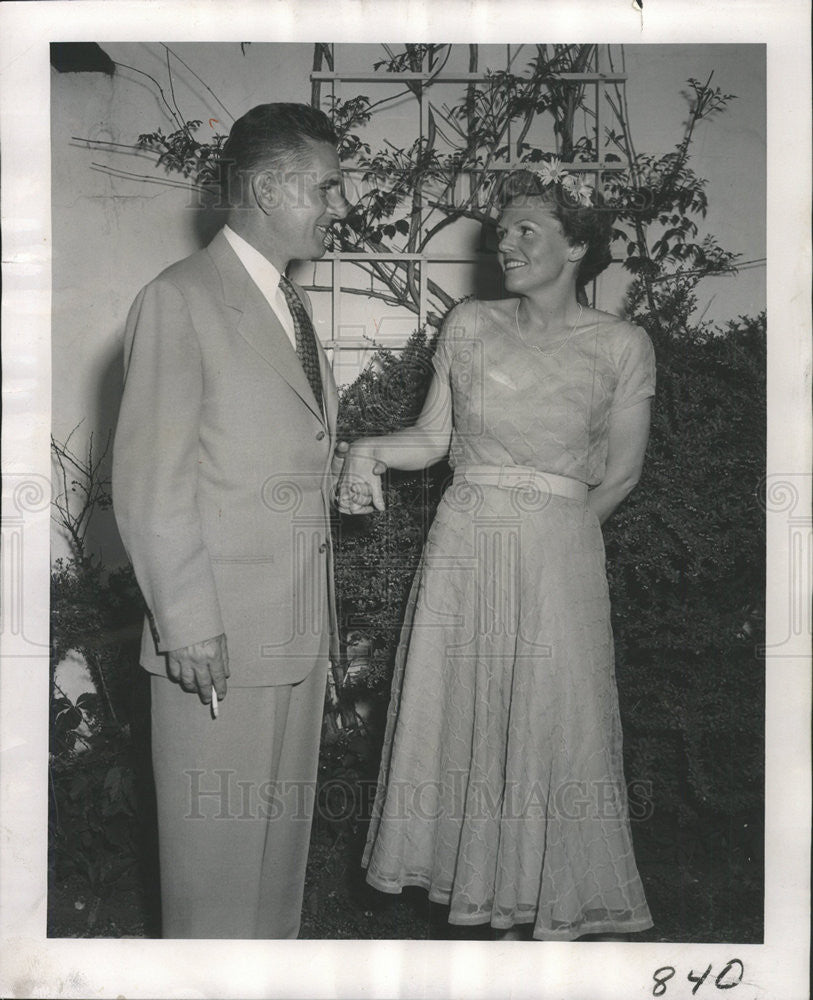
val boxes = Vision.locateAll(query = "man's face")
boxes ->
[265,140,350,266]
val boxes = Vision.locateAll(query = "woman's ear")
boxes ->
[568,241,588,264]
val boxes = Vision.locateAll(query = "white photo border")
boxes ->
[1,1,810,997]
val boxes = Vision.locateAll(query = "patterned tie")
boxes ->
[277,274,324,413]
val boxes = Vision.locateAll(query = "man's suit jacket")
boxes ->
[113,229,339,687]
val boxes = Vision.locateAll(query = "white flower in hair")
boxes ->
[559,172,594,206]
[530,160,594,206]
[574,176,594,207]
[536,157,566,185]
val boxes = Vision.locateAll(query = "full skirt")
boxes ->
[362,481,652,940]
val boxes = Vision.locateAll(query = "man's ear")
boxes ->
[251,169,281,215]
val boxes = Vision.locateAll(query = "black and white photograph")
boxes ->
[1,2,810,998]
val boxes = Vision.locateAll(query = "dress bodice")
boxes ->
[434,299,656,487]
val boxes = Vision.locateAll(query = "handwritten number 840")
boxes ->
[652,960,744,996]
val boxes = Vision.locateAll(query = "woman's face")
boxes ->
[496,198,579,293]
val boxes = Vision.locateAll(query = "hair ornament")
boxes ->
[531,157,594,207]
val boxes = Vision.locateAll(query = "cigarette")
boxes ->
[211,686,219,719]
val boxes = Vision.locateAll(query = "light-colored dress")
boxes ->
[362,298,656,940]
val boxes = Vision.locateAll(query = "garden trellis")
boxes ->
[69,43,740,376]
[307,43,631,375]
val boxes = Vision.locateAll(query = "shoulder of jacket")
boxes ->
[152,246,214,289]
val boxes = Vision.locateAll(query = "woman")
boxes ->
[338,164,655,940]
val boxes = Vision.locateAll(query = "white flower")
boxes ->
[536,157,565,185]
[575,176,594,207]
[560,172,594,206]
[531,161,594,206]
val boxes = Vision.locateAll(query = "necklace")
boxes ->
[514,301,583,357]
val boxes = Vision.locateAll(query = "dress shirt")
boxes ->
[222,225,296,350]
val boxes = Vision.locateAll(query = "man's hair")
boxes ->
[218,103,338,206]
[497,169,615,288]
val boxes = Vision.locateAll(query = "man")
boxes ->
[112,103,350,938]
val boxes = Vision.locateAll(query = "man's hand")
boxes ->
[167,633,230,704]
[336,444,387,513]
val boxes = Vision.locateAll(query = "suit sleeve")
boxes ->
[112,278,224,653]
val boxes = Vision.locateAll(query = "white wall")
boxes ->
[51,42,766,565]
[606,43,766,322]
[51,43,314,563]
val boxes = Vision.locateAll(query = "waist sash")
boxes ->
[453,464,588,503]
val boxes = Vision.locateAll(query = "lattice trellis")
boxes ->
[308,44,630,375]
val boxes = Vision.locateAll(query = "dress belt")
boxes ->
[453,464,588,503]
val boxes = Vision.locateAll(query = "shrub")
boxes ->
[607,310,766,832]
[49,555,148,898]
[332,328,450,715]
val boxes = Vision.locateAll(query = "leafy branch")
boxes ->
[602,63,739,332]
[78,44,740,334]
[51,424,113,563]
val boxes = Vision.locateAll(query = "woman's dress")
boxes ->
[362,298,656,940]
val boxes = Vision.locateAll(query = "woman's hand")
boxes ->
[336,442,388,513]
[330,439,350,481]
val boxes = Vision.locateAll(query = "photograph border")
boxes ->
[1,2,810,997]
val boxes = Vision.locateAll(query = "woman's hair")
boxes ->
[218,103,338,206]
[497,168,615,287]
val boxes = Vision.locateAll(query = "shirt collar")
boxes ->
[222,225,284,289]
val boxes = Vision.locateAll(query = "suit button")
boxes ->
[319,542,328,553]
[315,430,326,440]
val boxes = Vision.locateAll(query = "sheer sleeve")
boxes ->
[432,299,474,381]
[610,325,656,412]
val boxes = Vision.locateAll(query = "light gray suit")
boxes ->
[113,229,339,936]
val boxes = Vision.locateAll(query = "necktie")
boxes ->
[277,275,324,414]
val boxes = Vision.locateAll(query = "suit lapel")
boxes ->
[206,230,326,426]
[318,339,339,436]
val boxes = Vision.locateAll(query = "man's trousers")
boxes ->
[150,660,327,939]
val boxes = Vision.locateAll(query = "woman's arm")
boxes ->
[338,367,453,512]
[354,365,453,469]
[587,398,651,525]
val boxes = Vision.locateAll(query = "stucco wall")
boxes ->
[51,43,314,562]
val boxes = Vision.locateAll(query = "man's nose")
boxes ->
[327,188,351,220]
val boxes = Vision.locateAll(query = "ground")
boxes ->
[47,811,762,942]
